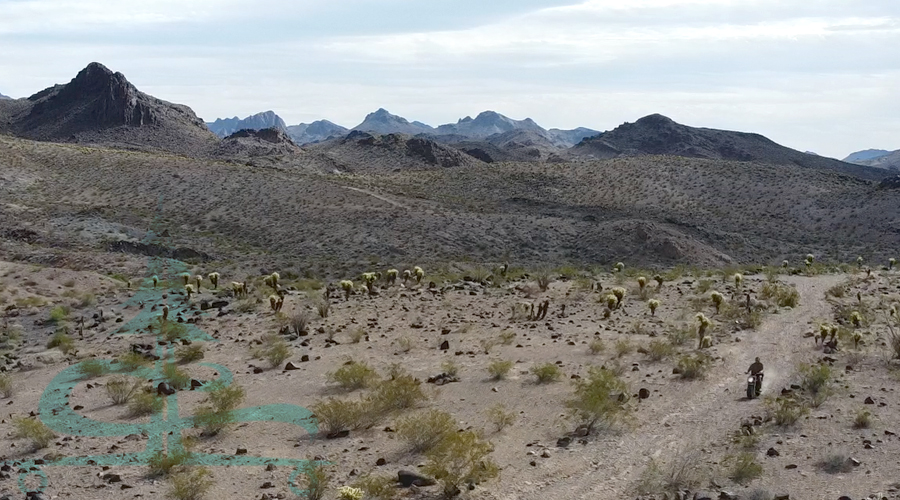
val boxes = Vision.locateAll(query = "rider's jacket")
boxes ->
[748,361,764,374]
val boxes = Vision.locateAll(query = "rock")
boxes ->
[398,470,436,487]
[838,497,852,500]
[717,491,738,500]
[556,436,571,448]
[784,464,797,469]
[427,373,459,385]
[265,464,276,471]
[252,366,264,374]
[766,447,780,457]
[540,450,551,458]
[375,458,386,466]
[693,492,714,500]
[326,430,349,439]
[261,481,274,489]
[639,388,650,399]
[284,361,301,371]
[300,355,310,362]
[773,495,790,500]
[439,340,449,350]
[865,396,875,404]
[190,379,203,389]
[573,426,590,437]
[236,448,248,455]
[156,382,176,396]
[102,473,121,483]
[849,457,861,466]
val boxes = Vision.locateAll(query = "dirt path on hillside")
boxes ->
[509,275,845,500]
[341,185,409,209]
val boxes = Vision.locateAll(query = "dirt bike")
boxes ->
[746,372,763,399]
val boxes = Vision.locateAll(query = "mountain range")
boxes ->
[843,148,900,171]
[0,92,11,100]
[0,62,893,182]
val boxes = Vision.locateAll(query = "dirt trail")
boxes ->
[341,185,409,209]
[511,275,845,500]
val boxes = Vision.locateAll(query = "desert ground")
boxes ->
[2,253,900,500]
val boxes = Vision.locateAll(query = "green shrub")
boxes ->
[194,381,245,436]
[106,376,143,405]
[817,453,853,474]
[163,362,191,390]
[148,438,194,476]
[13,416,56,449]
[634,454,704,496]
[311,397,378,434]
[765,396,809,426]
[676,353,712,379]
[175,344,205,364]
[487,359,514,380]
[615,338,634,357]
[47,332,75,354]
[798,363,832,396]
[646,340,675,362]
[396,409,456,453]
[534,270,553,291]
[530,363,562,384]
[352,474,396,500]
[77,359,108,378]
[0,373,13,398]
[118,351,152,371]
[300,464,331,500]
[155,318,189,342]
[499,330,516,345]
[588,339,605,354]
[167,466,214,500]
[726,452,763,485]
[667,324,694,346]
[327,361,380,391]
[48,305,71,324]
[369,374,428,413]
[348,327,365,344]
[422,430,499,499]
[128,391,165,417]
[565,366,631,434]
[250,333,291,368]
[853,409,872,429]
[487,404,516,432]
[441,360,459,377]
[759,282,800,308]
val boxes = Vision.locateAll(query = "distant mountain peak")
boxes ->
[206,110,287,138]
[353,108,433,135]
[0,91,13,100]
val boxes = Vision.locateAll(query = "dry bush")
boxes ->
[588,339,606,354]
[251,334,292,368]
[725,452,763,484]
[565,366,631,434]
[441,360,459,377]
[487,404,516,432]
[118,351,152,371]
[369,373,428,412]
[291,310,311,335]
[167,466,213,500]
[352,474,396,500]
[534,270,553,291]
[128,390,165,417]
[47,332,75,353]
[853,409,872,429]
[422,430,499,499]
[77,359,108,378]
[315,299,330,319]
[759,282,800,308]
[301,465,331,500]
[148,439,194,476]
[106,375,143,405]
[327,361,380,391]
[765,396,809,426]
[13,416,56,449]
[487,359,514,380]
[163,362,191,390]
[676,353,712,379]
[530,363,562,384]
[817,453,854,474]
[396,409,456,453]
[634,453,704,496]
[615,338,634,358]
[175,343,205,363]
[155,319,189,343]
[499,330,516,345]
[348,327,365,344]
[194,380,245,436]
[311,397,378,434]
[0,373,13,398]
[645,340,675,362]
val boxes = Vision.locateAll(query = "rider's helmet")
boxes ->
[755,357,760,363]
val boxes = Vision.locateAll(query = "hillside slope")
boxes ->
[0,62,218,156]
[570,114,890,180]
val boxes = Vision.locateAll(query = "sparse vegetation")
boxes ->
[726,452,763,485]
[817,453,854,474]
[47,332,75,354]
[530,363,562,383]
[422,430,499,499]
[0,373,13,398]
[251,333,292,368]
[119,351,152,371]
[765,396,809,427]
[348,326,365,344]
[194,380,245,436]
[352,474,396,500]
[565,366,631,434]
[167,466,214,500]
[106,375,143,405]
[128,390,165,417]
[175,343,205,363]
[368,372,428,412]
[327,360,380,391]
[487,359,514,380]
[645,339,675,362]
[588,339,606,354]
[163,362,191,390]
[77,358,108,378]
[676,353,712,379]
[148,438,194,476]
[760,282,800,308]
[396,409,456,453]
[853,409,872,429]
[487,404,516,432]
[13,416,57,449]
[615,338,634,357]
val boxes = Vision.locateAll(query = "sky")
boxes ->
[1,0,899,159]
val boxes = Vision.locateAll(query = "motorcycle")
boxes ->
[746,373,763,399]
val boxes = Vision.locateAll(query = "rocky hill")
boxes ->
[305,130,483,172]
[285,120,349,145]
[844,148,892,164]
[434,110,545,138]
[845,149,900,171]
[547,126,599,147]
[352,108,434,135]
[206,110,286,138]
[212,127,302,159]
[0,62,218,156]
[570,114,892,180]
[0,92,11,100]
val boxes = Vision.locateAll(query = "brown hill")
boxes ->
[0,62,218,156]
[213,127,302,159]
[570,114,890,181]
[304,130,483,172]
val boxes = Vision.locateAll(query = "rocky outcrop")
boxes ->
[207,110,287,138]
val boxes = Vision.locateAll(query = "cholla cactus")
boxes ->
[208,272,220,289]
[184,284,195,300]
[604,294,618,310]
[782,260,789,268]
[180,272,191,286]
[857,256,864,267]
[269,294,279,311]
[162,304,169,322]
[653,274,664,288]
[264,272,280,289]
[194,274,203,290]
[648,299,660,316]
[733,273,743,288]
[338,486,364,500]
[361,272,378,286]
[414,266,425,284]
[696,313,711,337]
[340,280,354,300]
[890,258,896,270]
[710,291,724,314]
[637,276,647,290]
[611,287,626,308]
[850,311,862,327]
[152,275,159,288]
[890,304,898,317]
[852,332,862,349]
[386,269,399,286]
[614,262,625,273]
[805,254,814,268]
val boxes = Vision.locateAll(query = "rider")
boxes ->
[746,357,764,386]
